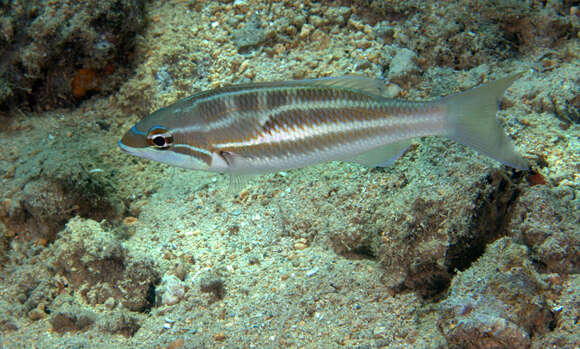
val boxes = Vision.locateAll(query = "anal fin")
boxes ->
[349,140,411,168]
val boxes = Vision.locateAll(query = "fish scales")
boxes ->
[119,75,528,175]
[207,87,442,168]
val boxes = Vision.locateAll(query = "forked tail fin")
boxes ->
[443,73,529,170]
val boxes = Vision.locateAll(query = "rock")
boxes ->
[199,274,226,301]
[50,305,95,333]
[438,237,556,348]
[19,179,73,241]
[531,274,580,348]
[1,141,125,244]
[387,48,420,87]
[0,0,147,110]
[384,83,402,98]
[508,185,579,274]
[157,274,186,306]
[326,7,351,26]
[53,217,159,312]
[232,16,267,52]
[97,311,142,337]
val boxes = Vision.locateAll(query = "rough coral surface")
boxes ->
[0,0,146,110]
[53,218,159,311]
[508,185,579,274]
[439,237,557,348]
[0,130,125,243]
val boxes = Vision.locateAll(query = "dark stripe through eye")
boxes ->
[147,127,173,149]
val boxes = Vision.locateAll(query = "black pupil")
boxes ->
[152,135,166,147]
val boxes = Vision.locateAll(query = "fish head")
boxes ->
[118,107,212,171]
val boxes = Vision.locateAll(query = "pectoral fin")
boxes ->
[218,151,254,193]
[228,174,253,193]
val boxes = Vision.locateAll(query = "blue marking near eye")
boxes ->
[131,126,147,136]
[150,125,168,132]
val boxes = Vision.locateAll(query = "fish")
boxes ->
[118,74,528,178]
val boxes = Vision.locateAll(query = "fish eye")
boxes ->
[147,127,173,149]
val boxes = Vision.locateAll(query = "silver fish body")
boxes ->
[119,75,528,174]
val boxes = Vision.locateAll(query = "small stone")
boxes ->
[294,242,307,250]
[326,7,351,26]
[354,59,372,71]
[28,307,46,321]
[388,48,419,82]
[232,18,266,51]
[35,237,48,247]
[167,338,185,349]
[200,275,226,300]
[104,297,116,310]
[309,15,325,28]
[373,326,387,339]
[157,274,186,306]
[190,230,201,236]
[305,267,318,277]
[244,70,256,79]
[273,43,286,55]
[291,15,306,28]
[355,39,371,49]
[123,216,138,226]
[213,332,226,341]
[233,0,249,13]
[384,84,402,98]
[299,24,314,39]
[284,25,297,36]
[239,60,250,73]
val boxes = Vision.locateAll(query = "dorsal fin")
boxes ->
[185,76,386,101]
[305,76,385,96]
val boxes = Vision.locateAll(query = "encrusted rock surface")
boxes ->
[439,237,556,348]
[53,218,159,312]
[0,0,146,110]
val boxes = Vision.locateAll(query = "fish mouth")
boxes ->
[118,140,139,155]
[119,125,150,155]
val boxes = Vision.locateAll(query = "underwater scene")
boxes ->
[0,0,579,348]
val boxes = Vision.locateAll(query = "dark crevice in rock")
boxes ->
[445,170,525,274]
[348,244,377,260]
[139,281,159,314]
